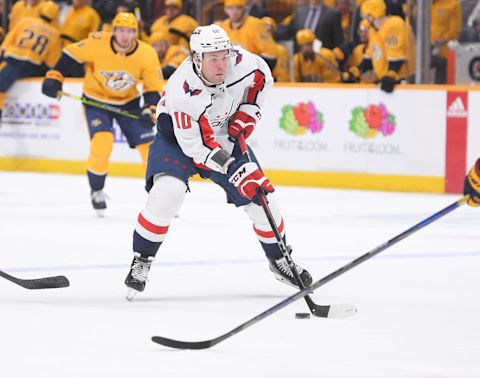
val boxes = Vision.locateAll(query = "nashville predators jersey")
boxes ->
[9,0,45,29]
[431,0,462,58]
[150,14,198,51]
[63,31,163,105]
[218,16,277,60]
[61,4,101,46]
[161,45,188,69]
[273,43,291,82]
[293,48,340,83]
[2,16,61,67]
[366,15,413,79]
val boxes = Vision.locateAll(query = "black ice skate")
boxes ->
[125,253,154,301]
[90,190,108,217]
[268,256,313,289]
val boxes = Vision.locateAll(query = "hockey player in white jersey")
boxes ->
[124,24,313,300]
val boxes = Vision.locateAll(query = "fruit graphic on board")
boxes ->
[280,101,324,136]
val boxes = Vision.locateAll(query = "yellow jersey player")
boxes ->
[464,158,480,207]
[9,0,45,29]
[218,0,278,71]
[41,12,163,217]
[150,0,198,51]
[149,32,188,79]
[60,0,101,46]
[262,17,291,82]
[293,29,340,83]
[360,0,415,92]
[0,1,61,119]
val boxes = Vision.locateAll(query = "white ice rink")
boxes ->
[1,171,479,378]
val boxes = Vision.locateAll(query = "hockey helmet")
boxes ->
[190,24,232,60]
[295,29,316,45]
[361,0,386,19]
[165,0,182,8]
[224,0,246,7]
[150,32,170,45]
[261,16,277,33]
[40,1,59,21]
[112,12,138,30]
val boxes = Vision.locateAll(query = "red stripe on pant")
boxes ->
[138,213,169,235]
[253,218,285,238]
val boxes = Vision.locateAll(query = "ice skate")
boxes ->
[125,253,153,301]
[268,255,312,289]
[90,190,108,217]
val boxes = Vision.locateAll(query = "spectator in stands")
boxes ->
[61,0,101,47]
[336,0,351,41]
[9,0,46,29]
[262,16,291,81]
[279,0,308,28]
[276,0,344,50]
[150,0,198,51]
[218,0,277,70]
[0,1,61,119]
[245,0,268,18]
[149,31,187,79]
[338,19,377,83]
[359,0,415,92]
[431,0,462,83]
[293,28,340,82]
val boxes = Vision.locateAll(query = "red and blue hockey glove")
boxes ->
[42,70,64,99]
[227,104,261,141]
[464,158,480,207]
[228,162,274,202]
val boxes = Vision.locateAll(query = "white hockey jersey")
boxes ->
[158,46,273,171]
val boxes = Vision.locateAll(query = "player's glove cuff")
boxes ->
[464,158,480,207]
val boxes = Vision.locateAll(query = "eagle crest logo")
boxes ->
[100,71,135,92]
[183,80,202,96]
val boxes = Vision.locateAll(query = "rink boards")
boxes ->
[0,79,478,194]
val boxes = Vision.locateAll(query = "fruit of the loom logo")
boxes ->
[279,101,324,136]
[349,103,396,138]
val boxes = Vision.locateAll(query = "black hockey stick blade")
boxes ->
[0,270,70,289]
[151,196,466,350]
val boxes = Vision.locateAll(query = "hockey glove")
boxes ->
[380,71,398,93]
[139,104,157,127]
[464,158,480,207]
[228,161,274,203]
[228,104,261,141]
[42,70,64,99]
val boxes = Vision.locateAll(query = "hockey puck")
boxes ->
[295,312,311,319]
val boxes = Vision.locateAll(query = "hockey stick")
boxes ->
[237,134,355,318]
[58,91,141,120]
[152,195,468,349]
[0,269,70,290]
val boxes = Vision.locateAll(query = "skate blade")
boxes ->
[95,209,106,218]
[273,274,313,292]
[126,288,139,301]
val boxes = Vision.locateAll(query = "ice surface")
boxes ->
[1,172,479,378]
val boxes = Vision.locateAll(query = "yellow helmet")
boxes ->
[112,12,138,30]
[261,17,277,33]
[296,29,316,45]
[40,1,59,21]
[165,0,182,7]
[150,32,170,45]
[225,0,246,7]
[360,0,386,19]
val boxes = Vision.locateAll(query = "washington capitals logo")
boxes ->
[233,49,243,66]
[183,80,202,96]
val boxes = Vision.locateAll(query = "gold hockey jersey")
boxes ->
[150,14,198,51]
[63,31,163,105]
